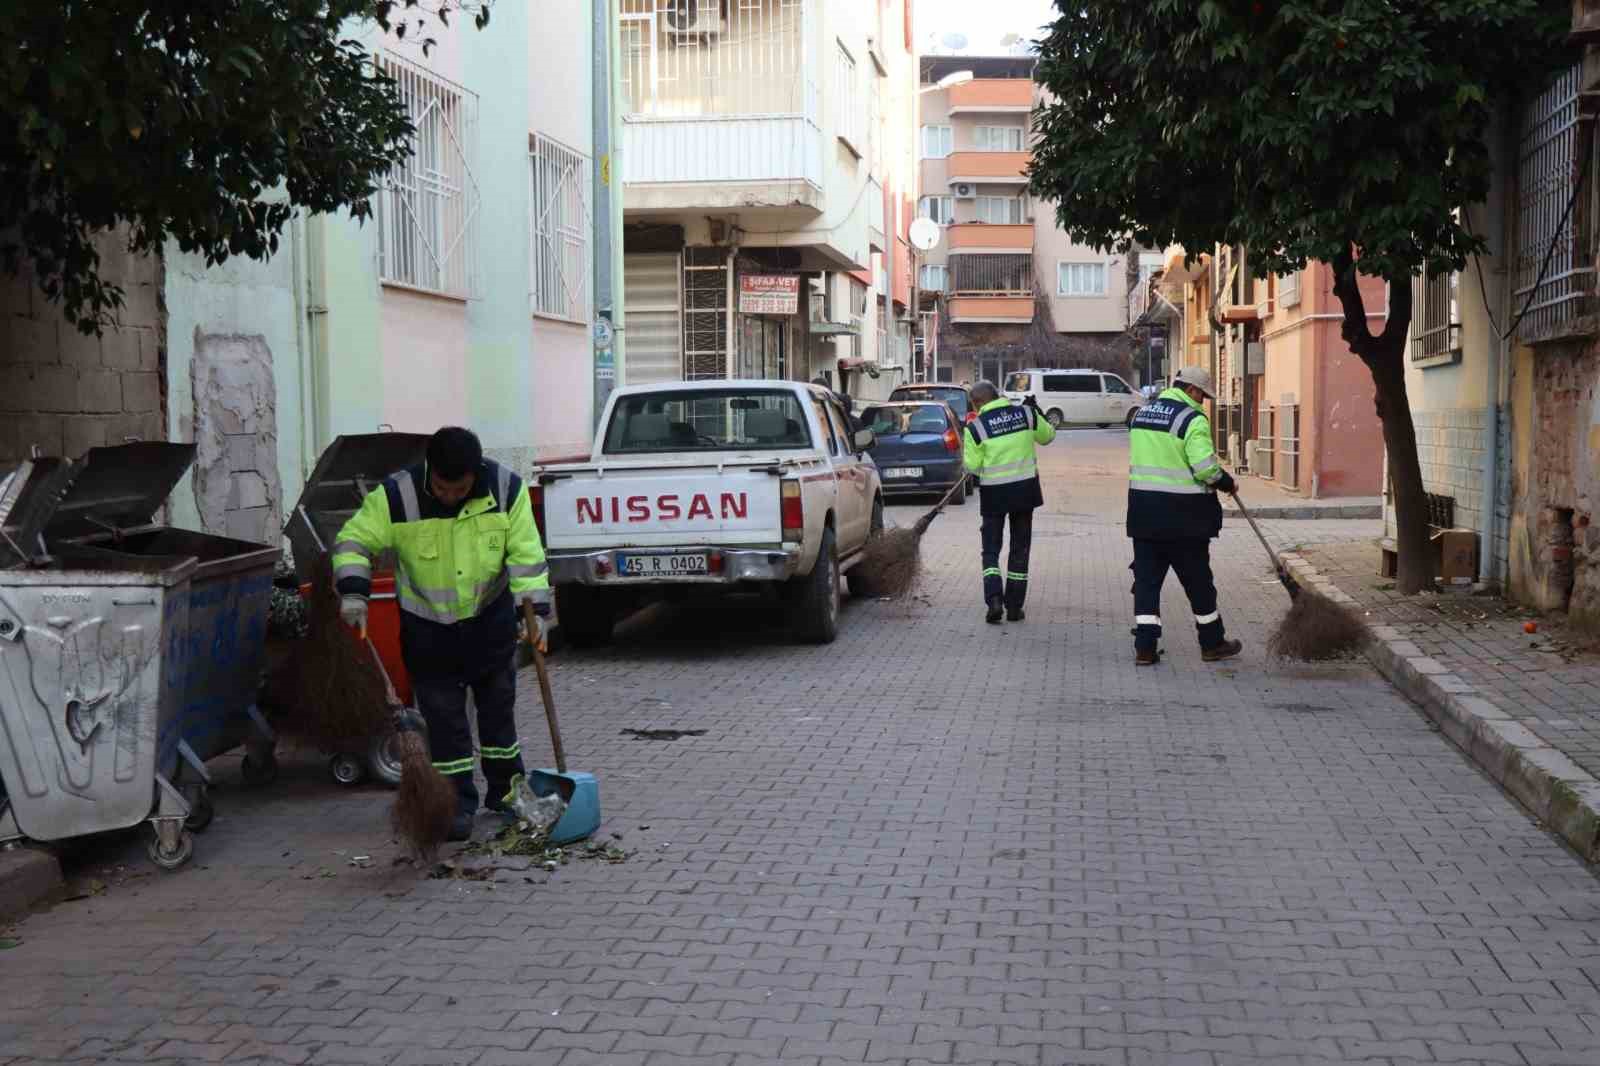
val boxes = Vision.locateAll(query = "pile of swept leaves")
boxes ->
[427,823,631,881]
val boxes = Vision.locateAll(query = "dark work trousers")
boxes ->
[1132,537,1226,653]
[981,509,1035,610]
[412,658,526,814]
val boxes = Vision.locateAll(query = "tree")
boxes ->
[0,1,490,334]
[1027,0,1572,593]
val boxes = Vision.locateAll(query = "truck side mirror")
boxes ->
[853,428,875,452]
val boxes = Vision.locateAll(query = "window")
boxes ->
[375,52,481,298]
[919,264,949,291]
[877,298,888,360]
[825,401,856,453]
[1279,270,1301,308]
[850,278,869,316]
[918,196,955,225]
[811,396,842,455]
[1005,372,1033,392]
[1137,252,1163,290]
[1103,375,1133,395]
[974,126,1025,152]
[920,124,953,159]
[1043,373,1100,394]
[529,133,591,323]
[836,43,861,156]
[975,196,1025,224]
[1515,63,1586,341]
[1411,263,1462,366]
[1057,261,1107,297]
[602,388,812,454]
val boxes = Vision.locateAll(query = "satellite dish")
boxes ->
[999,33,1021,47]
[910,217,942,253]
[940,32,969,52]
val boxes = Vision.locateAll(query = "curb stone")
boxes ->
[1279,552,1600,862]
[1224,503,1382,521]
[0,845,61,921]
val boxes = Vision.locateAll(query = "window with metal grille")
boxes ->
[529,133,591,323]
[953,254,1031,294]
[683,247,729,381]
[375,52,480,299]
[835,42,861,156]
[973,126,1025,152]
[1410,263,1461,365]
[974,196,1025,224]
[620,0,808,119]
[920,124,953,159]
[1515,63,1589,341]
[1057,261,1106,297]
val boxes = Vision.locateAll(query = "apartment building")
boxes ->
[914,54,1140,386]
[618,0,918,400]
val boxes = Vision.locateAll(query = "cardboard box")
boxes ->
[1432,528,1479,586]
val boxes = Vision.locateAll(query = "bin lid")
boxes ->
[0,458,76,566]
[285,433,429,580]
[42,442,197,541]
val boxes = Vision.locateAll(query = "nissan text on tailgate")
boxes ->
[533,381,884,645]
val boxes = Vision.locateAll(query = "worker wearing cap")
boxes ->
[1127,368,1243,666]
[331,427,551,841]
[963,379,1056,624]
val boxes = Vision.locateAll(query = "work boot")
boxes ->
[1135,647,1160,666]
[447,812,473,842]
[1202,638,1244,663]
[1006,607,1025,623]
[986,596,1004,624]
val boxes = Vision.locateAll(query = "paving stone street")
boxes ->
[3,431,1599,1066]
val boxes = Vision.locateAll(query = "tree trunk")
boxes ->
[1330,253,1433,594]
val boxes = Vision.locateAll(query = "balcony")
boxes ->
[869,177,885,254]
[948,78,1034,115]
[947,151,1030,185]
[947,223,1033,254]
[622,116,824,212]
[948,295,1035,324]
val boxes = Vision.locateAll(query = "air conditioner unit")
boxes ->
[952,183,976,199]
[666,0,724,36]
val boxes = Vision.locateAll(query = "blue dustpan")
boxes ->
[523,603,601,844]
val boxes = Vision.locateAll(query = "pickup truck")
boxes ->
[531,380,884,645]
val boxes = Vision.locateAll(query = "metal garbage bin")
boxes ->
[283,433,430,787]
[0,456,196,869]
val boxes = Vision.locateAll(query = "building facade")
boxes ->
[914,54,1139,386]
[618,0,917,400]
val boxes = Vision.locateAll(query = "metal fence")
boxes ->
[621,0,809,118]
[1515,63,1589,341]
[529,134,591,324]
[374,52,480,299]
[683,247,729,380]
[950,253,1033,295]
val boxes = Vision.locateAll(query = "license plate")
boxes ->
[884,467,924,479]
[616,552,709,576]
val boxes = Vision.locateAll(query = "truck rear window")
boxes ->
[602,389,814,454]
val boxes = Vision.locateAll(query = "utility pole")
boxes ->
[591,0,622,429]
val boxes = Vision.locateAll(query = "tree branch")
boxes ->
[1330,246,1377,358]
[1381,268,1412,348]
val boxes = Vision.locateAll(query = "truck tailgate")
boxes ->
[544,464,785,549]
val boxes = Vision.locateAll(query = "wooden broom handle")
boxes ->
[522,600,567,774]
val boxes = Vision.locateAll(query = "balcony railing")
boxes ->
[948,295,1035,323]
[948,78,1034,114]
[947,151,1030,184]
[947,223,1033,253]
[950,253,1032,295]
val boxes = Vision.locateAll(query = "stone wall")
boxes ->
[0,233,165,463]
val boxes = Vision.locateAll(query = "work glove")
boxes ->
[339,595,368,636]
[1023,393,1040,410]
[524,613,550,654]
[1214,472,1238,496]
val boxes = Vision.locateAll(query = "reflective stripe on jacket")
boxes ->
[1126,388,1225,540]
[963,397,1056,514]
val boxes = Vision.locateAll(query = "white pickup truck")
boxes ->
[532,380,884,645]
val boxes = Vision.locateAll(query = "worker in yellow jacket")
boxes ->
[332,427,551,840]
[963,380,1056,624]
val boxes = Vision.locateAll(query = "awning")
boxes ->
[809,321,860,336]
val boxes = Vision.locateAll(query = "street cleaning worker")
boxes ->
[963,379,1056,624]
[1126,367,1243,666]
[332,427,551,840]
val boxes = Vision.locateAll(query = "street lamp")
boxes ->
[920,70,974,94]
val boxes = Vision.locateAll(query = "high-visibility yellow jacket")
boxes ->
[333,460,550,677]
[963,398,1056,514]
[1126,387,1225,539]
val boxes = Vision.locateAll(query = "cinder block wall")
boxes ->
[0,233,165,463]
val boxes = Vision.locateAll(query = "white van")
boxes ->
[1003,369,1144,429]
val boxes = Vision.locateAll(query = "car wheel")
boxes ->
[1125,407,1139,429]
[556,585,617,648]
[790,527,839,644]
[846,500,884,599]
[1046,409,1064,428]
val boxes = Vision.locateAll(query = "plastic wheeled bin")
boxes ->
[283,432,430,788]
[0,454,198,869]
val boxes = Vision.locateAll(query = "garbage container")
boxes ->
[284,433,430,787]
[0,456,197,869]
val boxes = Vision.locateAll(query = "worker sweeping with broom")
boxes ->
[1127,367,1243,666]
[332,427,552,842]
[964,380,1056,624]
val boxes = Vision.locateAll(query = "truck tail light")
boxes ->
[780,479,803,541]
[528,484,546,538]
[708,550,724,574]
[943,428,960,453]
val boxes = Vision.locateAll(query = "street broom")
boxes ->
[1231,495,1369,661]
[850,478,969,599]
[391,730,455,860]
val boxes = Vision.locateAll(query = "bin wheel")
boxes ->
[148,829,195,871]
[329,753,366,787]
[182,784,214,833]
[369,709,428,789]
[240,753,278,787]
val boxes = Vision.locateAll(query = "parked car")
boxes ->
[858,401,969,506]
[888,382,976,423]
[1003,368,1143,429]
[533,380,883,646]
